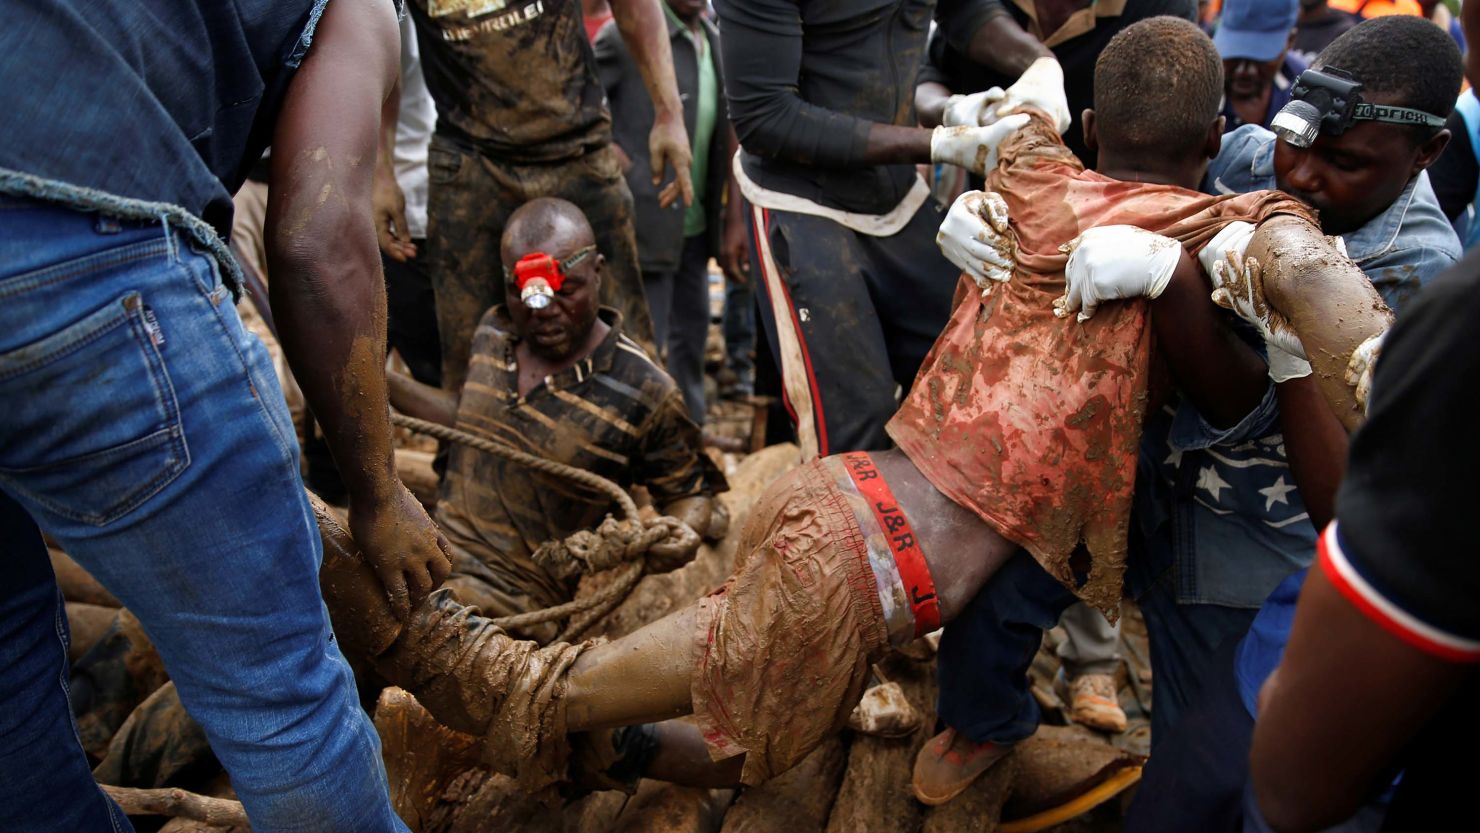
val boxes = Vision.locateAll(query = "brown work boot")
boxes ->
[911,727,1015,806]
[1057,671,1129,734]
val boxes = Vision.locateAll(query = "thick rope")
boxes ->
[393,414,639,521]
[389,412,700,641]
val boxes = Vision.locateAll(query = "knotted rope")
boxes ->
[390,413,700,641]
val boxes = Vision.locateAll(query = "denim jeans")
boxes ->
[936,551,1078,744]
[0,199,408,833]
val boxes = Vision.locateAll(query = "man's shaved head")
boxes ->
[501,197,597,267]
[1093,17,1224,160]
[500,197,606,360]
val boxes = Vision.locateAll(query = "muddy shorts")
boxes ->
[690,452,939,784]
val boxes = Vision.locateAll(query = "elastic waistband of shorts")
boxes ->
[821,453,941,646]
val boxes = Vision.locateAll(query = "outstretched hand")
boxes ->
[349,483,452,620]
[650,114,694,209]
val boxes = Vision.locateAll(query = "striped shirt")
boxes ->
[436,306,725,608]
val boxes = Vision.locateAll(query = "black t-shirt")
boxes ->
[1430,110,1477,224]
[407,0,610,162]
[1290,8,1358,66]
[1330,249,1480,658]
[918,0,1197,166]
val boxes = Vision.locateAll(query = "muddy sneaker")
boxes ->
[1058,671,1128,734]
[911,727,1014,806]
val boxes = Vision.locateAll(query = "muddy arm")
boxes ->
[1245,216,1394,433]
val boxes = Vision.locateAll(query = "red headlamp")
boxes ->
[508,246,596,310]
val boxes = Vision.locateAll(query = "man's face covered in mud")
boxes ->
[506,244,603,360]
[1273,89,1443,236]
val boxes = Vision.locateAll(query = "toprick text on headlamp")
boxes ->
[1271,67,1447,149]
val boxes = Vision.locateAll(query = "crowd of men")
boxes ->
[2,0,1477,831]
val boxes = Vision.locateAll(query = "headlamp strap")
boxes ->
[1352,102,1446,130]
[504,245,599,284]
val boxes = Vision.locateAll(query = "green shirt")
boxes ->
[664,4,717,236]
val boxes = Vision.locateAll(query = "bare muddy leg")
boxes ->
[565,608,698,731]
[312,445,1021,790]
[1246,216,1394,432]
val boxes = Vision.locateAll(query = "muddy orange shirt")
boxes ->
[887,116,1313,615]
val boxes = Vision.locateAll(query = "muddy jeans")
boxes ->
[0,200,406,833]
[424,138,654,393]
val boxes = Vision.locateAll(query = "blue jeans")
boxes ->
[0,199,408,833]
[937,546,1258,748]
[937,551,1078,744]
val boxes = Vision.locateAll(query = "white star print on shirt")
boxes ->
[1197,466,1231,502]
[1259,475,1298,511]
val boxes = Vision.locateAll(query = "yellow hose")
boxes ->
[998,765,1143,833]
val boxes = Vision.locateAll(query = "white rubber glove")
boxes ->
[1208,250,1312,383]
[995,57,1072,134]
[937,190,1015,292]
[1056,225,1180,322]
[943,87,1006,128]
[1345,330,1386,413]
[930,114,1033,177]
[1197,221,1256,282]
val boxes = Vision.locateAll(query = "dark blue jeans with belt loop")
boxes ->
[0,198,408,833]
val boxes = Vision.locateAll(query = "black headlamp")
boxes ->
[1270,67,1447,148]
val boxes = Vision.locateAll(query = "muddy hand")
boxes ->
[1345,330,1386,413]
[1209,252,1306,358]
[650,114,694,209]
[1210,252,1312,383]
[937,190,1015,294]
[349,483,452,620]
[929,114,1032,178]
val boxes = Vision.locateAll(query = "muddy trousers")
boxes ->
[0,201,406,833]
[424,137,653,393]
[746,200,958,458]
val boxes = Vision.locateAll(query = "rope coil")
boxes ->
[390,413,700,641]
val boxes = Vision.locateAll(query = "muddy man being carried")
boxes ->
[387,197,726,642]
[331,17,1392,795]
